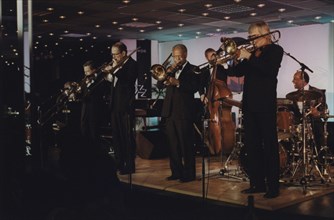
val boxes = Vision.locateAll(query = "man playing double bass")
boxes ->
[198,48,236,156]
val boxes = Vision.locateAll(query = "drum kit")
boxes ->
[279,91,334,191]
[221,89,333,192]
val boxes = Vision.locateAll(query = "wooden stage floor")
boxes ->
[118,155,334,218]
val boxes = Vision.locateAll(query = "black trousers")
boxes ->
[164,118,195,179]
[111,111,136,171]
[243,111,280,191]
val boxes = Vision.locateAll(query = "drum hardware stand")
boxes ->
[219,108,248,181]
[317,111,334,183]
[287,92,326,193]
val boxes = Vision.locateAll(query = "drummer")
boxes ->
[288,70,327,149]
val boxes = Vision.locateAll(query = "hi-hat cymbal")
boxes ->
[286,90,322,101]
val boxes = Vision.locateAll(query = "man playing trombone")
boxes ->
[230,21,284,198]
[104,42,138,175]
[160,44,199,182]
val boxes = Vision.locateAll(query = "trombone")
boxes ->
[150,53,183,82]
[195,30,281,70]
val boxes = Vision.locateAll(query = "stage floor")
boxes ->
[118,154,334,216]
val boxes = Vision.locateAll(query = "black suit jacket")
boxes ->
[110,57,138,113]
[232,43,284,112]
[161,62,199,120]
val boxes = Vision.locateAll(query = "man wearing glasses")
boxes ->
[104,42,138,175]
[231,21,284,198]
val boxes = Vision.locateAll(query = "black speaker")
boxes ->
[136,130,168,159]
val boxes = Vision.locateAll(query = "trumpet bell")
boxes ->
[150,64,168,82]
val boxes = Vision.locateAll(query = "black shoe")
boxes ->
[263,191,279,198]
[179,177,195,183]
[241,187,266,194]
[166,175,180,181]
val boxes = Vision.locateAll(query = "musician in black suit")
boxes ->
[105,42,138,175]
[290,70,327,151]
[231,21,284,198]
[161,44,199,182]
[80,60,109,153]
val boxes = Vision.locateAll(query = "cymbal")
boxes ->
[286,90,322,102]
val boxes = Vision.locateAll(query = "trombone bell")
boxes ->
[150,64,168,82]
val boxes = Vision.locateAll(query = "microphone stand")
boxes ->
[284,51,325,193]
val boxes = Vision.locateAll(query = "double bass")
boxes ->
[205,64,236,155]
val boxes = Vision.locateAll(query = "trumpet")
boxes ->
[150,53,183,82]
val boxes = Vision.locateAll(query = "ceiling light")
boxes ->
[112,21,118,25]
[122,0,130,3]
[43,19,48,23]
[202,12,209,16]
[49,33,54,36]
[157,26,163,30]
[59,37,63,40]
[139,29,145,33]
[92,36,97,40]
[331,20,334,23]
[37,35,42,38]
[86,32,91,35]
[178,23,184,27]
[278,8,286,12]
[64,30,69,33]
[156,21,161,24]
[95,24,101,28]
[196,32,201,35]
[178,34,183,37]
[59,15,66,19]
[178,9,186,13]
[257,4,265,8]
[55,42,58,45]
[250,12,257,16]
[224,16,230,20]
[234,0,242,2]
[118,27,124,30]
[314,16,322,20]
[216,28,221,32]
[46,8,54,11]
[287,20,293,24]
[132,17,138,21]
[107,35,112,37]
[77,11,84,15]
[79,38,83,41]
[204,4,212,8]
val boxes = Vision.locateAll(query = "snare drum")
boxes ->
[277,106,294,133]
